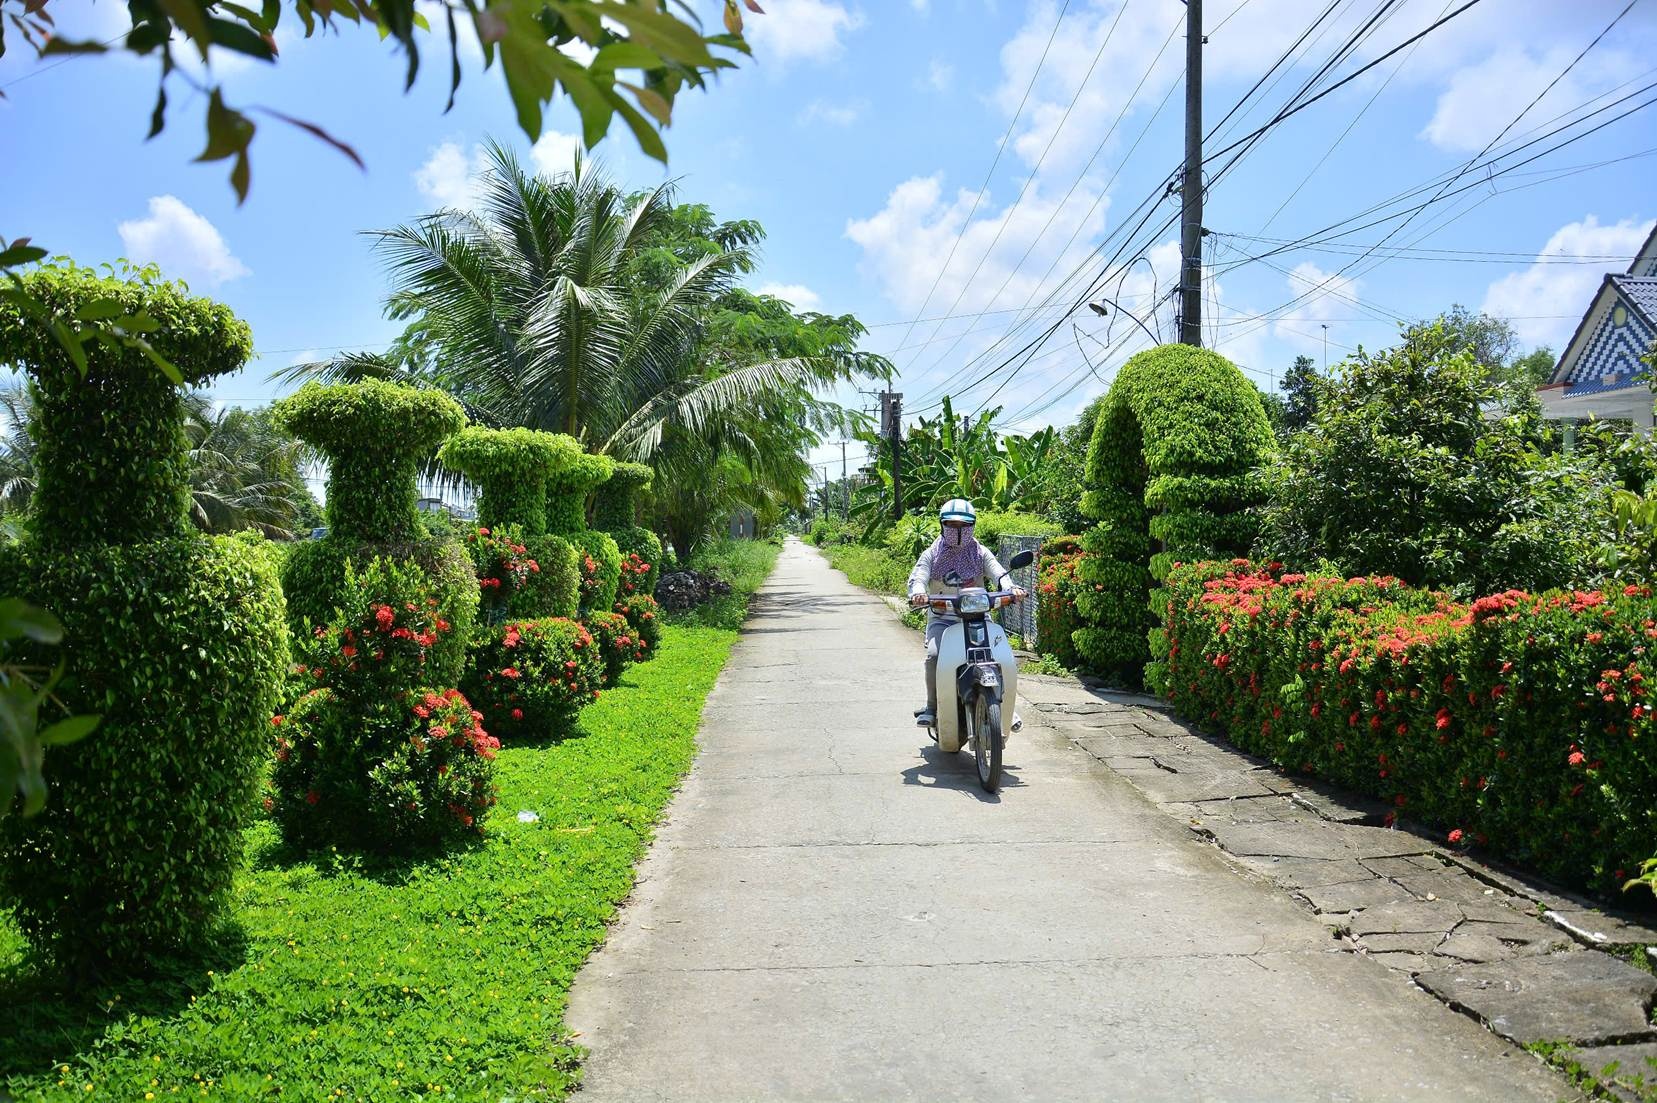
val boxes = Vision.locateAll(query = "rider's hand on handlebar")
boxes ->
[1013,586,1029,603]
[909,592,928,607]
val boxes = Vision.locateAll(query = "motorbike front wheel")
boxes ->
[971,695,1002,793]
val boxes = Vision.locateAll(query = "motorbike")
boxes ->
[921,549,1034,793]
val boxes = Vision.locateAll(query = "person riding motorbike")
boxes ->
[907,499,1027,728]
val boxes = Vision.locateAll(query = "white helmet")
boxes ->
[939,498,976,524]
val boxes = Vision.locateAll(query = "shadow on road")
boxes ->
[899,742,1025,803]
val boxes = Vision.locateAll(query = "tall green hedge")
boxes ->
[593,460,663,596]
[0,264,288,972]
[1075,344,1274,688]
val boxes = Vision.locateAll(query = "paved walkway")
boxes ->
[566,538,1572,1102]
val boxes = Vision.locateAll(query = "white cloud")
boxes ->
[746,0,864,65]
[1419,45,1640,153]
[759,283,822,310]
[413,141,487,211]
[529,130,584,176]
[116,196,250,287]
[798,98,865,126]
[924,59,954,92]
[1482,215,1656,347]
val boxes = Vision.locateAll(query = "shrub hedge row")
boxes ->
[1163,560,1657,894]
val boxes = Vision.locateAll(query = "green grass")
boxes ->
[663,536,781,631]
[821,543,908,596]
[0,624,742,1102]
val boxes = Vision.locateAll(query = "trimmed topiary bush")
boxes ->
[270,685,499,851]
[594,461,664,595]
[0,262,288,973]
[1075,344,1275,688]
[464,523,580,623]
[545,450,623,615]
[616,593,662,657]
[462,618,603,740]
[584,608,644,685]
[275,381,466,543]
[439,426,581,539]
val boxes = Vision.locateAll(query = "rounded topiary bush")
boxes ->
[464,523,580,624]
[0,262,288,973]
[616,593,662,657]
[594,461,664,595]
[462,618,603,740]
[270,685,499,850]
[584,608,643,685]
[439,426,581,539]
[1075,344,1274,688]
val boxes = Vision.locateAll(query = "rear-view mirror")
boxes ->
[1009,550,1035,570]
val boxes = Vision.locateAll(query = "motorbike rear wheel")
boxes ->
[971,695,1002,793]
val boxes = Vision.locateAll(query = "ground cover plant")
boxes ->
[0,623,738,1100]
[1162,559,1657,895]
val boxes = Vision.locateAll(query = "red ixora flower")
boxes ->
[375,605,395,630]
[305,789,320,805]
[1448,828,1464,844]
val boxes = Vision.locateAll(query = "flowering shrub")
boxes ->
[571,530,623,615]
[465,523,579,622]
[619,551,654,597]
[1163,559,1657,894]
[585,609,645,684]
[462,618,603,740]
[292,556,460,700]
[593,461,663,595]
[1076,344,1274,685]
[270,686,499,850]
[616,593,662,658]
[1035,537,1086,669]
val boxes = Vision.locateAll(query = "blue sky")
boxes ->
[3,0,1654,481]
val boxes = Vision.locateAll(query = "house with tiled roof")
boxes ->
[1536,222,1657,433]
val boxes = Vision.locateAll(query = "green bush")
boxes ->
[824,543,910,595]
[1076,344,1274,687]
[807,516,848,547]
[0,262,252,548]
[1035,537,1086,669]
[281,536,479,690]
[584,609,644,685]
[0,264,286,973]
[883,513,939,561]
[1165,561,1657,895]
[270,685,499,850]
[545,450,614,536]
[439,427,580,538]
[616,593,662,657]
[571,530,623,616]
[594,461,664,595]
[1256,325,1620,597]
[464,523,579,623]
[462,618,603,740]
[272,381,465,543]
[974,509,1063,549]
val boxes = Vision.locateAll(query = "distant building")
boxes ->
[1536,223,1657,434]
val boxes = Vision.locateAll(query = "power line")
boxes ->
[888,0,1073,360]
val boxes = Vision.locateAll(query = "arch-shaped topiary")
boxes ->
[593,460,663,596]
[545,449,623,615]
[0,262,288,972]
[1074,344,1275,690]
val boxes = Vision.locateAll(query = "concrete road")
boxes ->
[565,538,1572,1102]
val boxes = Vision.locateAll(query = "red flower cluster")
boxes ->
[1163,559,1657,895]
[618,552,654,598]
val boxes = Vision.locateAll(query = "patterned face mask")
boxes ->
[932,523,980,584]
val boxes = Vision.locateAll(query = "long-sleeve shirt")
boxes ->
[907,542,1011,624]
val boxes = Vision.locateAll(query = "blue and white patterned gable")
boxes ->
[1564,279,1657,397]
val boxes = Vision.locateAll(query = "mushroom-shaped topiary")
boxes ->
[439,427,581,538]
[0,262,288,973]
[593,461,664,600]
[273,380,466,544]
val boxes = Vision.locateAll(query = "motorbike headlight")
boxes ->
[958,590,991,615]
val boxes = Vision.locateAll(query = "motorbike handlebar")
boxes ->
[922,589,1024,612]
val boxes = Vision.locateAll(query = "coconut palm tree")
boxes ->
[0,382,39,519]
[182,396,319,538]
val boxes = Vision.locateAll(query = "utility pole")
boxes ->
[1179,0,1204,347]
[1321,324,1329,373]
[882,390,904,521]
[839,439,849,519]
